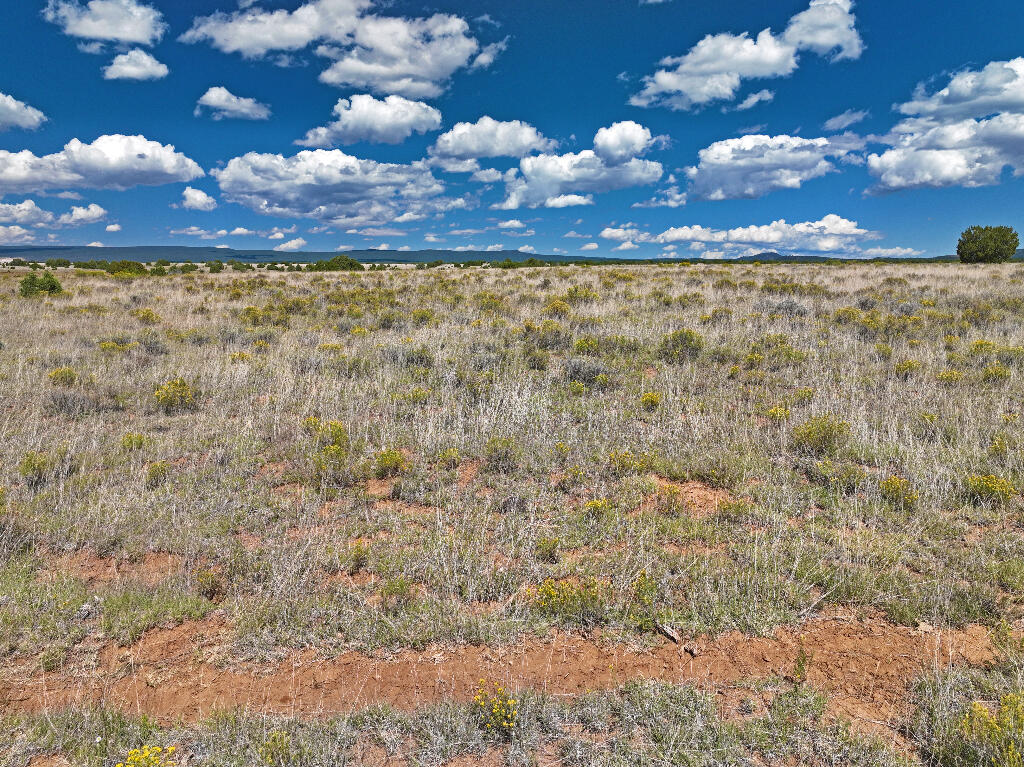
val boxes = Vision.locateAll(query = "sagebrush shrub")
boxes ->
[792,415,851,455]
[373,449,408,479]
[154,377,198,412]
[484,437,519,473]
[965,474,1017,504]
[659,329,704,363]
[47,366,79,387]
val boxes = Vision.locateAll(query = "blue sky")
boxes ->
[0,0,1023,258]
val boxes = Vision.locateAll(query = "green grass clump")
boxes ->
[373,449,409,479]
[528,577,608,628]
[791,415,851,456]
[99,584,212,644]
[659,328,704,362]
[484,437,519,473]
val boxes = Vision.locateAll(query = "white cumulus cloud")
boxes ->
[44,0,166,46]
[0,225,37,244]
[179,0,368,57]
[862,246,924,258]
[496,121,662,209]
[686,133,863,200]
[181,0,499,99]
[430,116,556,160]
[274,237,308,252]
[654,213,879,255]
[297,94,440,146]
[0,134,203,196]
[0,200,55,226]
[195,86,271,120]
[632,0,862,111]
[545,194,593,208]
[57,203,107,225]
[103,49,168,80]
[181,186,217,211]
[0,93,47,131]
[868,58,1024,193]
[214,148,464,227]
[593,121,656,165]
[0,199,108,228]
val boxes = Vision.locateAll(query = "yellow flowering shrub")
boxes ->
[879,475,919,509]
[115,745,177,767]
[966,474,1018,504]
[527,577,607,627]
[961,694,1024,767]
[47,366,79,387]
[640,391,662,412]
[473,680,519,739]
[153,377,198,412]
[937,369,964,385]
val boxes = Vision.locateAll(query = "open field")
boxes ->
[3,260,1024,766]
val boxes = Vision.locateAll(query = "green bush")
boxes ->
[145,461,170,489]
[18,450,59,487]
[957,225,1019,264]
[529,577,608,627]
[121,432,148,451]
[659,328,704,362]
[792,415,851,456]
[306,254,364,272]
[47,367,79,387]
[19,271,63,297]
[372,448,408,479]
[153,377,199,412]
[484,437,520,473]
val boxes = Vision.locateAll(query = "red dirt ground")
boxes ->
[0,610,994,744]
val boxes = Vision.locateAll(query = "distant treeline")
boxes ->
[5,250,1023,275]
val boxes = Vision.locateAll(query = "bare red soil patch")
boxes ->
[27,757,72,767]
[456,460,481,489]
[365,478,397,498]
[43,551,184,587]
[633,475,734,518]
[0,611,994,739]
[372,499,439,517]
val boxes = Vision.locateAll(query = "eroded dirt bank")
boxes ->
[0,611,995,734]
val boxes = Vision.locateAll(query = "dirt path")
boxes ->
[0,611,994,736]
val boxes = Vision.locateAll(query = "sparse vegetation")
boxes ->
[2,260,1024,766]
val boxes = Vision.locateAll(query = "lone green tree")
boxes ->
[957,225,1019,263]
